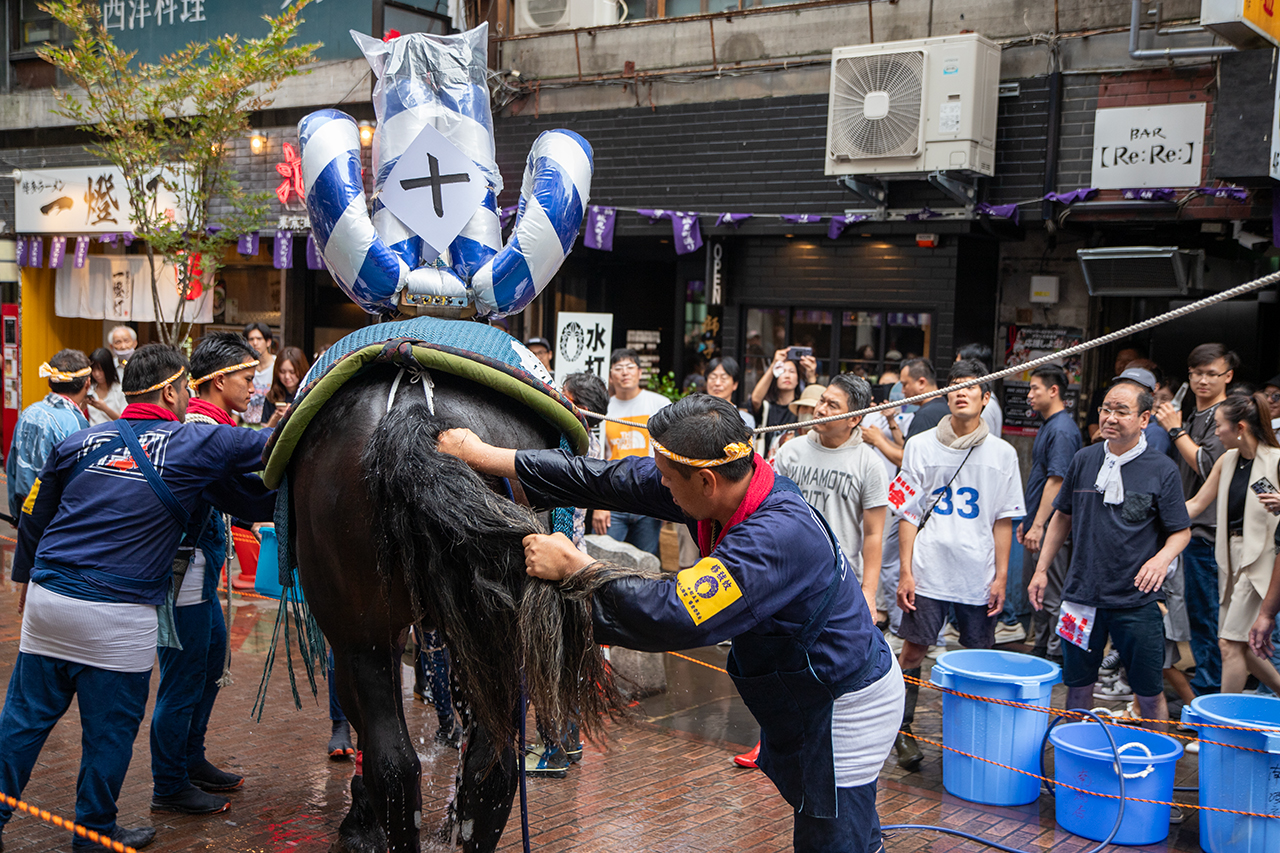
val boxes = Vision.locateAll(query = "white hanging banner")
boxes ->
[55,256,213,323]
[15,165,186,234]
[554,311,613,386]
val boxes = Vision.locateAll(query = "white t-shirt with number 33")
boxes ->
[892,428,1026,606]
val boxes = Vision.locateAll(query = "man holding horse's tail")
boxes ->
[0,344,277,853]
[440,393,903,853]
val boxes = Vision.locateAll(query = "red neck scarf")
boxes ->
[696,455,775,558]
[185,398,236,426]
[120,402,180,422]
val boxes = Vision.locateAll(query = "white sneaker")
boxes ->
[1183,739,1199,755]
[886,632,904,654]
[1099,651,1122,675]
[994,623,1027,643]
[942,623,960,642]
[926,642,947,660]
[1093,678,1133,701]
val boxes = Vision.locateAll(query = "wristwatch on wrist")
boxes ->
[1168,426,1187,441]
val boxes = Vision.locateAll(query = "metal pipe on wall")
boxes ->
[1128,0,1234,60]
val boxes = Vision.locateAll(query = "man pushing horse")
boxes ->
[439,393,902,853]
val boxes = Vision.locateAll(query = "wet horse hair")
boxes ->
[362,398,638,752]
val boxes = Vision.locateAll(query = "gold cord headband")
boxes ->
[38,363,92,382]
[652,439,753,468]
[188,359,260,391]
[124,367,187,396]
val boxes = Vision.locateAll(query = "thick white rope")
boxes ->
[575,268,1280,435]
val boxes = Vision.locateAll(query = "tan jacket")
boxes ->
[1214,444,1280,598]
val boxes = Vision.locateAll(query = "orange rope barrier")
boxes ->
[903,730,1280,819]
[0,534,14,544]
[0,792,141,852]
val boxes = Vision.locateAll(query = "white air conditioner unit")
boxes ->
[825,33,1001,177]
[514,0,620,35]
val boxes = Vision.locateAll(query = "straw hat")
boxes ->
[789,383,826,415]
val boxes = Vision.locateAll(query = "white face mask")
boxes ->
[113,347,135,360]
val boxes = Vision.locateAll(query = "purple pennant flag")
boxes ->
[1120,188,1176,201]
[15,236,27,268]
[976,202,1022,224]
[584,205,616,251]
[29,236,43,268]
[781,214,823,225]
[1044,188,1097,205]
[827,214,868,240]
[671,212,703,255]
[500,206,518,230]
[121,232,136,247]
[237,232,259,256]
[273,231,293,269]
[306,234,325,270]
[1196,186,1249,202]
[48,236,67,269]
[206,224,224,236]
[636,208,666,222]
[904,207,942,222]
[97,233,117,245]
[74,236,90,268]
[715,213,753,228]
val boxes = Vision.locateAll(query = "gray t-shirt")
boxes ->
[1176,402,1225,542]
[773,431,889,581]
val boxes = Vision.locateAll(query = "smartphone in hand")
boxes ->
[787,346,813,361]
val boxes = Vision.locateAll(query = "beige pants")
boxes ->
[1218,533,1265,642]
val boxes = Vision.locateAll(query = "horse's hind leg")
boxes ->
[452,708,519,853]
[336,644,423,853]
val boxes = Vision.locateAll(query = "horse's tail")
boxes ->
[361,399,631,748]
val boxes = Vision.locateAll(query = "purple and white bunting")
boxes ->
[1120,188,1176,201]
[671,212,703,255]
[827,214,868,240]
[715,213,753,228]
[1044,188,1097,205]
[48,236,67,269]
[306,234,325,270]
[15,236,27,268]
[29,236,43,268]
[976,202,1022,224]
[1196,186,1248,202]
[781,214,823,225]
[274,231,293,269]
[904,207,942,222]
[584,205,616,252]
[237,232,260,256]
[73,236,90,268]
[499,206,518,230]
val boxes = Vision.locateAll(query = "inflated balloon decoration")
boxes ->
[299,24,593,319]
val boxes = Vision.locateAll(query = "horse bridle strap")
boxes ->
[387,366,436,415]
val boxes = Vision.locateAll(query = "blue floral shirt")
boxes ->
[6,393,89,518]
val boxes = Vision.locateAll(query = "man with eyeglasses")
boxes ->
[1031,377,1190,733]
[1155,342,1236,696]
[600,348,670,557]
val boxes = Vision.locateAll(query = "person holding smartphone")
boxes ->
[750,348,818,458]
[1184,392,1280,695]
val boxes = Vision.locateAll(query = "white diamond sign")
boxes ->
[380,124,487,259]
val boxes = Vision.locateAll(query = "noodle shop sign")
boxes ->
[1090,103,1205,189]
[15,166,184,234]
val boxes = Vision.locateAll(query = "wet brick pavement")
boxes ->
[0,533,1209,853]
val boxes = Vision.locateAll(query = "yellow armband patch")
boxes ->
[675,558,743,625]
[22,478,40,515]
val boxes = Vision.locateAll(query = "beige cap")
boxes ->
[789,383,826,415]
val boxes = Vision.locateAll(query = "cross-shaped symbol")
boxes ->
[399,154,472,217]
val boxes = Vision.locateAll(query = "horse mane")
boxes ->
[362,398,637,751]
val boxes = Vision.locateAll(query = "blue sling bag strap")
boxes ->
[114,418,191,530]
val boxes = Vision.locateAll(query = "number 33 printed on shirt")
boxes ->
[930,486,980,518]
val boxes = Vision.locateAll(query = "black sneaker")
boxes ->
[434,724,461,749]
[73,825,156,851]
[151,785,230,815]
[188,759,243,793]
[524,743,569,778]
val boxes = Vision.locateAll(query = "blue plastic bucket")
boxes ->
[253,526,284,599]
[1049,722,1182,845]
[929,650,1061,806]
[1181,693,1280,853]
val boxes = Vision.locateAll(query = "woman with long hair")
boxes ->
[242,323,275,425]
[265,346,309,429]
[85,347,126,425]
[749,348,816,458]
[1186,391,1280,694]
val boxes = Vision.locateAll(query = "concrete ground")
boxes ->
[0,528,1212,853]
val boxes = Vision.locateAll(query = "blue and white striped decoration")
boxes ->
[297,26,592,319]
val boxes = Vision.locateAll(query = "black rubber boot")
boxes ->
[188,758,244,792]
[895,667,923,771]
[151,784,230,815]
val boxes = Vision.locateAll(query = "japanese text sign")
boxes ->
[1091,103,1205,189]
[554,311,613,386]
[15,166,184,234]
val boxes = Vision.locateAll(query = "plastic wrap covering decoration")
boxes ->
[297,24,593,319]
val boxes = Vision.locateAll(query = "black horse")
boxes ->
[283,364,623,853]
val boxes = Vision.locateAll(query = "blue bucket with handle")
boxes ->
[929,649,1061,805]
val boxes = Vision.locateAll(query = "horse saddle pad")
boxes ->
[260,317,589,489]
